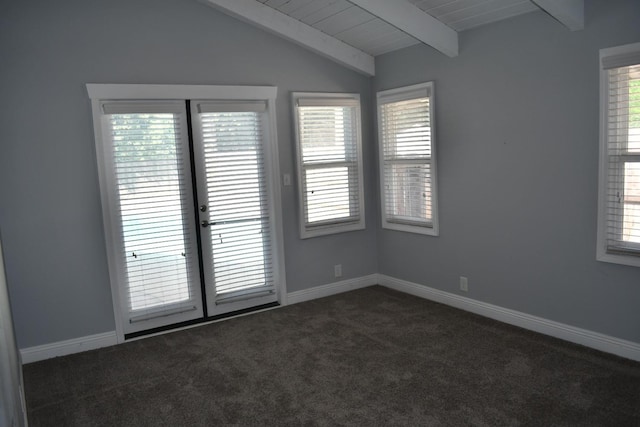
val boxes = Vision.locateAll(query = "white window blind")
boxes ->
[195,104,275,302]
[103,102,200,325]
[293,93,365,238]
[378,82,439,236]
[599,42,640,266]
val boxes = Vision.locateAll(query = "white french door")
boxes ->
[190,101,278,315]
[89,85,283,339]
[101,101,204,336]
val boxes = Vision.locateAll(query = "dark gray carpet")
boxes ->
[23,286,640,426]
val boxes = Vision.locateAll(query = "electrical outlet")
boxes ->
[334,264,342,278]
[283,173,291,186]
[459,276,468,292]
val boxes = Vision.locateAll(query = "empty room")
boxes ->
[1,0,639,425]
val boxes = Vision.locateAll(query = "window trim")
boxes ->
[377,82,439,236]
[292,92,366,239]
[597,42,640,268]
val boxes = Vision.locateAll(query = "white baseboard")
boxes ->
[20,276,377,364]
[19,274,640,363]
[20,331,117,364]
[287,274,378,305]
[377,274,640,362]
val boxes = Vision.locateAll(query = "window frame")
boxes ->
[292,92,366,239]
[377,82,439,236]
[597,42,640,268]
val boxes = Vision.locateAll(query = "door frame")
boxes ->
[87,83,287,343]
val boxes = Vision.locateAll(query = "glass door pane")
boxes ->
[105,103,203,335]
[190,104,277,315]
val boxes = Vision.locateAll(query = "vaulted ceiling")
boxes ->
[199,0,584,76]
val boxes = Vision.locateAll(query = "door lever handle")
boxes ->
[201,220,216,228]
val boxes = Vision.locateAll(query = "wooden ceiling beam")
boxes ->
[347,0,458,57]
[532,0,585,31]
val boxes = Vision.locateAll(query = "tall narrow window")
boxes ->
[378,82,439,235]
[293,93,365,238]
[598,42,640,267]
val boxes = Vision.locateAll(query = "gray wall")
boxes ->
[374,0,640,343]
[0,0,377,348]
[2,0,639,351]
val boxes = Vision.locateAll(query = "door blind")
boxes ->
[604,63,640,255]
[105,103,199,323]
[379,96,434,227]
[197,109,274,300]
[296,102,362,227]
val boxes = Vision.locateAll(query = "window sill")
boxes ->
[300,221,365,239]
[382,221,439,236]
[596,251,640,268]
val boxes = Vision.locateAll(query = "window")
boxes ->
[377,82,439,235]
[597,42,640,267]
[292,93,365,238]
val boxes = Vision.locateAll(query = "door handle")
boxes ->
[201,220,216,228]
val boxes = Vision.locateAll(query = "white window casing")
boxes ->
[292,92,366,239]
[377,82,439,236]
[597,42,640,267]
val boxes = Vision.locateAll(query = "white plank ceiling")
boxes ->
[201,0,584,75]
[256,0,539,56]
[257,0,419,56]
[410,0,539,31]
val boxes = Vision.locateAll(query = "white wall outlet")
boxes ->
[460,276,468,292]
[334,264,342,278]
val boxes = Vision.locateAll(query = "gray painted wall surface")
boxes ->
[374,0,640,343]
[2,0,639,351]
[0,0,377,348]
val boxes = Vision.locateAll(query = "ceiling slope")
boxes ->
[200,0,376,76]
[346,0,458,57]
[408,0,540,32]
[199,0,585,76]
[531,0,585,31]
